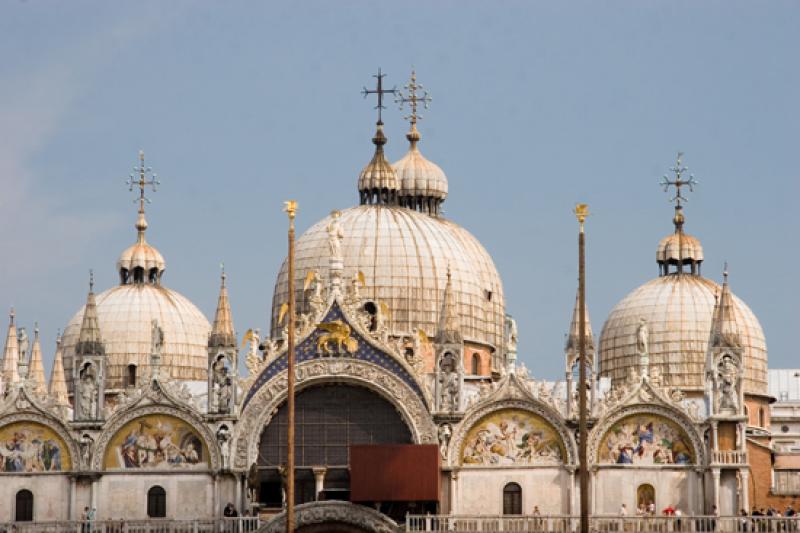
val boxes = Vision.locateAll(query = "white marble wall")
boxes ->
[96,474,216,520]
[451,468,571,515]
[592,469,700,515]
[0,475,72,522]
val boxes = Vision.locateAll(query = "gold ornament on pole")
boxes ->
[283,200,297,533]
[574,202,589,533]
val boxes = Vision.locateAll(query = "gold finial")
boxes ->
[284,200,298,220]
[660,152,697,208]
[395,69,432,147]
[361,68,397,125]
[574,203,590,231]
[125,150,161,242]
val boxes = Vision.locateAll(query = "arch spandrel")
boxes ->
[589,406,705,467]
[234,358,437,471]
[448,400,576,467]
[0,417,74,472]
[93,406,220,471]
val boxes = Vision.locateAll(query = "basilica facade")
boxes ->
[1,74,797,528]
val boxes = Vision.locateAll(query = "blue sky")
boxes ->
[1,1,798,379]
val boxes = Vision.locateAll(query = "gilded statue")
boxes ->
[316,320,358,355]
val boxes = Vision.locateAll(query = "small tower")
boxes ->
[706,268,745,417]
[434,268,464,413]
[73,273,106,422]
[208,268,237,415]
[1,309,20,393]
[49,332,70,407]
[564,289,596,418]
[359,69,400,206]
[27,324,47,396]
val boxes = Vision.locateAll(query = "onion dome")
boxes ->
[599,160,767,395]
[656,205,704,275]
[392,127,448,216]
[62,152,211,392]
[271,205,505,352]
[358,123,400,205]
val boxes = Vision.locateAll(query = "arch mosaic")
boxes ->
[0,414,76,472]
[93,405,220,471]
[448,399,576,467]
[589,405,705,467]
[234,358,437,470]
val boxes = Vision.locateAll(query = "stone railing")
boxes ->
[0,518,261,533]
[405,515,800,533]
[711,449,748,465]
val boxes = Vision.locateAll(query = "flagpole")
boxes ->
[575,203,589,533]
[284,200,297,533]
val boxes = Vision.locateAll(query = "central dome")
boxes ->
[271,205,505,352]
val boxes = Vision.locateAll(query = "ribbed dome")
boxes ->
[62,284,211,391]
[271,205,505,351]
[393,145,448,200]
[598,275,767,395]
[117,241,166,273]
[656,233,704,264]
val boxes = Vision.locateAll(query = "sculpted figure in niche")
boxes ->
[17,327,29,361]
[80,433,94,466]
[718,355,739,411]
[217,425,231,468]
[438,352,460,411]
[78,362,98,419]
[438,423,452,459]
[326,210,344,260]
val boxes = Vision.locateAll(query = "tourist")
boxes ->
[223,502,239,518]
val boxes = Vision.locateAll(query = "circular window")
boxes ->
[782,425,790,433]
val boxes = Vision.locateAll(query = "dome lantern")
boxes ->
[118,150,166,286]
[657,153,703,276]
[393,70,448,216]
[358,69,400,206]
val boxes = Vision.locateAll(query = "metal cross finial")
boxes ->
[395,70,432,126]
[89,269,94,292]
[660,152,698,207]
[361,68,396,124]
[125,150,161,214]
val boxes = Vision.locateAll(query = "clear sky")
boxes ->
[1,1,798,380]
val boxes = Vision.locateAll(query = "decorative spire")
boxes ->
[75,272,105,357]
[125,150,161,245]
[565,288,595,359]
[209,265,236,348]
[437,266,462,345]
[359,70,400,206]
[49,331,69,406]
[396,69,432,149]
[2,308,20,386]
[27,323,47,395]
[710,265,741,348]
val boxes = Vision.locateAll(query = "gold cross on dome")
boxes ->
[361,68,396,124]
[395,70,432,127]
[660,152,698,206]
[125,150,161,213]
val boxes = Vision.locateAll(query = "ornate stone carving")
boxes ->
[233,357,437,470]
[261,501,398,533]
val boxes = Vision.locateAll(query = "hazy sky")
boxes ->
[1,1,798,380]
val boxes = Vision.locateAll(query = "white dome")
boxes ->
[62,284,210,391]
[271,205,505,352]
[393,145,448,200]
[598,274,768,395]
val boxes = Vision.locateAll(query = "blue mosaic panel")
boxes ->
[243,303,426,407]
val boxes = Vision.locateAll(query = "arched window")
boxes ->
[126,364,137,388]
[759,407,766,428]
[15,489,34,522]
[147,486,166,518]
[471,353,481,375]
[503,482,522,515]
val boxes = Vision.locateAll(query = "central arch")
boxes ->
[254,383,414,507]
